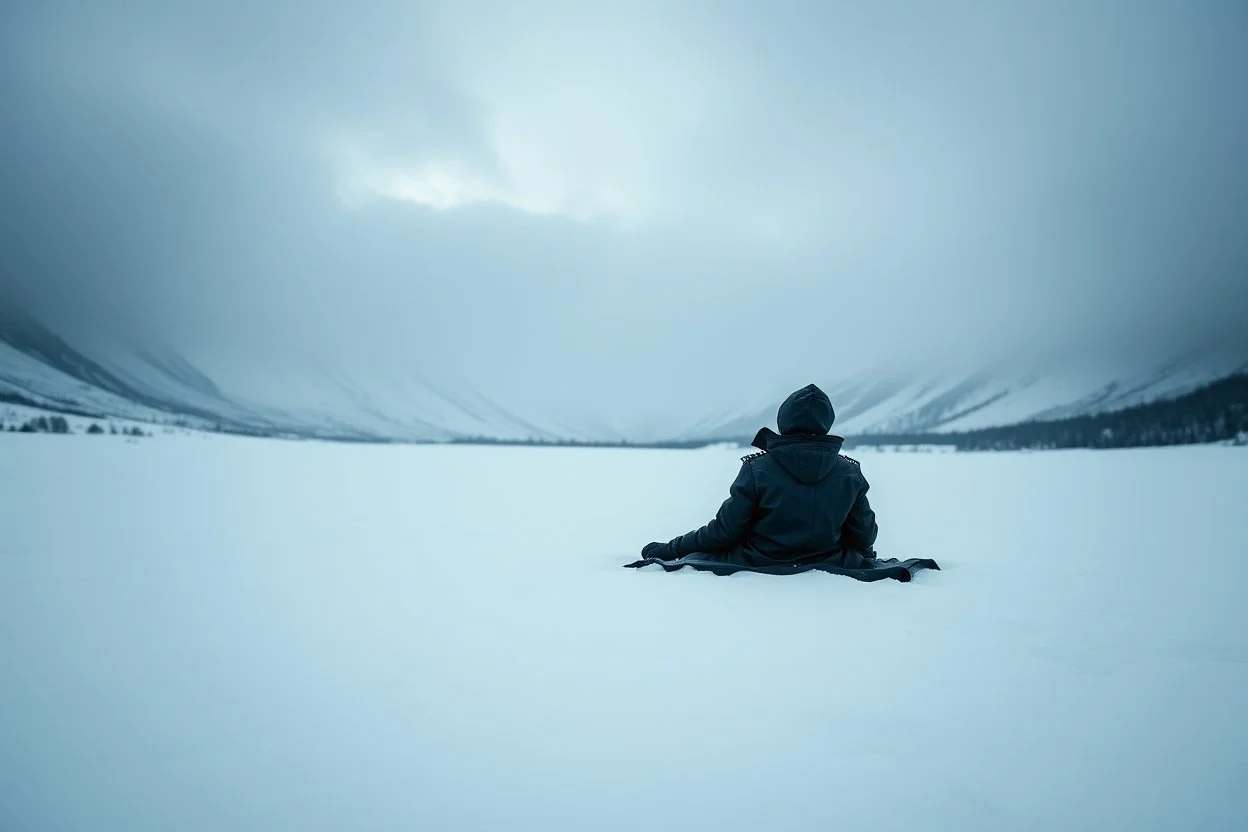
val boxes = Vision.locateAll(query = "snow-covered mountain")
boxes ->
[0,311,558,442]
[2,309,1244,442]
[683,343,1248,441]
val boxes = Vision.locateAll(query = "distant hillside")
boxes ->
[840,372,1248,451]
[0,309,565,442]
[3,305,1246,449]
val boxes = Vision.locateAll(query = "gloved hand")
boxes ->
[641,541,678,561]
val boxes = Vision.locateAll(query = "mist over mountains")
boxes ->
[2,2,1245,441]
[3,307,1244,445]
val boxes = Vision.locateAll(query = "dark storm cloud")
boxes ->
[2,1,1246,428]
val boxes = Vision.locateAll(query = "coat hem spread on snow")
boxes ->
[623,553,940,582]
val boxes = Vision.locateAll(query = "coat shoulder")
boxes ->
[740,450,767,463]
[838,453,869,485]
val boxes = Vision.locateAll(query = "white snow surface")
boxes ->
[3,438,1247,831]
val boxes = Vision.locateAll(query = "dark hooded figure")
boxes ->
[641,384,879,569]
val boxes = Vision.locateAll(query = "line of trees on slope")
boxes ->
[4,415,71,433]
[0,415,147,436]
[843,372,1248,451]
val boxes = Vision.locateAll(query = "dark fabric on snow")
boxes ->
[661,383,879,566]
[624,550,940,582]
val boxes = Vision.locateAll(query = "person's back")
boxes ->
[642,384,878,567]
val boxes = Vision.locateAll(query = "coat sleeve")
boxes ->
[668,462,758,555]
[840,476,879,553]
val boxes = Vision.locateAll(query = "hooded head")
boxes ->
[776,384,836,436]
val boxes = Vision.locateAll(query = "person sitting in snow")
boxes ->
[640,384,879,569]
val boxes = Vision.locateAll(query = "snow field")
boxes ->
[2,437,1246,831]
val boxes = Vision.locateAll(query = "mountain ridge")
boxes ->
[2,309,1244,444]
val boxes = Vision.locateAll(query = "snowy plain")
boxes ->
[2,436,1246,831]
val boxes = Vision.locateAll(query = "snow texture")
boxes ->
[2,438,1247,831]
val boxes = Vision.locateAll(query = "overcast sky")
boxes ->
[3,1,1246,428]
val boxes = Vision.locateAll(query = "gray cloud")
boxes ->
[3,1,1246,430]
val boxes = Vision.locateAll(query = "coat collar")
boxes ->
[751,427,845,452]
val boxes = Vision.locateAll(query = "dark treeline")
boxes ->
[12,415,71,434]
[1,414,147,435]
[842,372,1248,451]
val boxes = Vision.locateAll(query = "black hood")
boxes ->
[776,384,835,435]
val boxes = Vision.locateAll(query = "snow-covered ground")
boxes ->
[2,437,1246,831]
